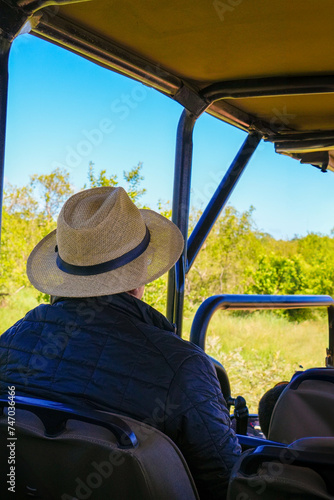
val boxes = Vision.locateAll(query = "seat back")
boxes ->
[0,396,199,500]
[227,437,334,500]
[209,356,250,435]
[208,355,231,402]
[268,368,334,443]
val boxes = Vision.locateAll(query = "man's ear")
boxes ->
[127,286,145,300]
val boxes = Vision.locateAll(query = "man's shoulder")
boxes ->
[136,318,210,368]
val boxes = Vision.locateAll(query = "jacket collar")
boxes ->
[52,293,176,334]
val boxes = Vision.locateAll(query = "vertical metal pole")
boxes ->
[0,38,10,248]
[167,109,197,336]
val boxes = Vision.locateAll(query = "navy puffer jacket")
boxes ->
[0,293,241,498]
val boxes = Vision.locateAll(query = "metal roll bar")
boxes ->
[0,40,11,241]
[167,109,197,329]
[167,110,261,335]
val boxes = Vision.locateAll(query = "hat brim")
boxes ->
[26,210,184,297]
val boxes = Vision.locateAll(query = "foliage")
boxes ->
[144,275,168,314]
[85,161,118,188]
[185,206,265,309]
[123,162,146,203]
[4,183,38,218]
[245,254,309,295]
[156,200,172,220]
[84,161,146,204]
[31,167,74,221]
[245,236,334,320]
[0,210,54,295]
[1,167,68,296]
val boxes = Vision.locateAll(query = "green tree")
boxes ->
[186,205,266,308]
[246,253,309,295]
[1,167,73,296]
[0,210,54,295]
[123,162,146,203]
[84,161,146,204]
[85,161,118,188]
[31,167,73,221]
[3,183,38,219]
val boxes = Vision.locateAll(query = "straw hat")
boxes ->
[27,187,184,297]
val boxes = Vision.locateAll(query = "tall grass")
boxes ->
[1,290,329,413]
[0,287,40,332]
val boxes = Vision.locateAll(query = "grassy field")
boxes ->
[0,288,40,332]
[1,288,329,413]
[184,311,328,412]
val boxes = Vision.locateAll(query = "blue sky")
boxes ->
[5,33,334,239]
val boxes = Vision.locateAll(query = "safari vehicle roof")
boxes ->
[4,0,331,172]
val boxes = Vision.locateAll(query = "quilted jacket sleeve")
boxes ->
[164,352,241,500]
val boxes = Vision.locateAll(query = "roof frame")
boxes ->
[201,75,334,101]
[34,9,334,146]
[34,11,182,96]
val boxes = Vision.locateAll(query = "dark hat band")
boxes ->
[55,226,150,276]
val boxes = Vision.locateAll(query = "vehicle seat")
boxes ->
[0,395,199,500]
[208,355,232,400]
[208,355,249,435]
[227,436,334,499]
[268,368,334,443]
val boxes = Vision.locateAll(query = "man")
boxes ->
[0,186,241,499]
